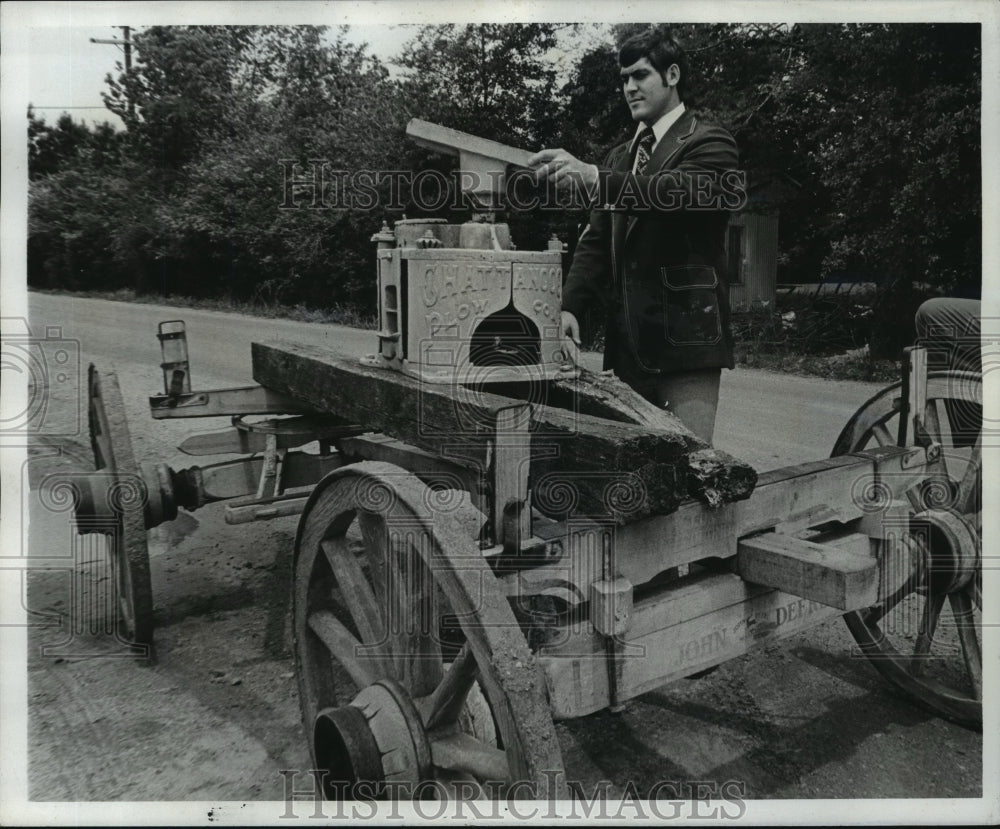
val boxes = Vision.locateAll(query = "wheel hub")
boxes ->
[72,462,183,534]
[313,679,432,800]
[911,509,980,594]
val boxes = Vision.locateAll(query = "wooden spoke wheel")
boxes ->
[833,371,982,726]
[87,365,154,646]
[293,461,565,800]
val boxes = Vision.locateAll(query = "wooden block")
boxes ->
[590,578,634,636]
[736,532,878,611]
[406,118,534,168]
[826,531,871,558]
[858,499,911,540]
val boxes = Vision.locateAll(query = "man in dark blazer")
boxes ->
[530,27,743,443]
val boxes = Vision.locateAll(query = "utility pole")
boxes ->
[90,26,134,119]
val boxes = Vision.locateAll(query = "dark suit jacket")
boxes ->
[562,109,741,384]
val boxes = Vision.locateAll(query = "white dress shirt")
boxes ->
[581,102,687,205]
[631,103,686,172]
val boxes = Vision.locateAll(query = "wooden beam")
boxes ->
[338,433,486,510]
[493,366,758,506]
[609,454,877,587]
[493,405,532,550]
[539,571,843,719]
[500,448,916,604]
[252,340,754,522]
[736,532,878,611]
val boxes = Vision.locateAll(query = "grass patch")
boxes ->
[736,345,901,383]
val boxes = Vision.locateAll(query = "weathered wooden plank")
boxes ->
[494,367,758,506]
[338,433,486,513]
[736,532,878,611]
[253,340,725,521]
[539,572,843,719]
[493,405,533,549]
[406,117,535,168]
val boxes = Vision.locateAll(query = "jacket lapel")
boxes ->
[647,109,698,172]
[610,144,632,276]
[624,111,698,244]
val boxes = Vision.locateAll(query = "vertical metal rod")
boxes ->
[898,347,912,447]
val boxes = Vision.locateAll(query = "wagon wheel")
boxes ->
[833,371,981,726]
[88,365,154,646]
[293,461,565,800]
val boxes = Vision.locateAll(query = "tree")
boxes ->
[396,24,561,148]
[99,25,405,306]
[28,22,980,342]
[103,26,267,171]
[27,108,121,180]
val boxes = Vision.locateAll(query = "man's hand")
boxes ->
[529,149,599,197]
[560,310,582,366]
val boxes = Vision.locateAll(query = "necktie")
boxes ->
[634,127,656,175]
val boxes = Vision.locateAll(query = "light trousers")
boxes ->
[632,367,722,444]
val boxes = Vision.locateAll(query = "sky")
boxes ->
[18,0,996,133]
[25,24,424,129]
[18,6,611,131]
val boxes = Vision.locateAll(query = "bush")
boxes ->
[732,291,873,357]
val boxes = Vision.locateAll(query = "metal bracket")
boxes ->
[178,416,363,456]
[149,385,316,418]
[224,491,313,524]
[492,403,533,553]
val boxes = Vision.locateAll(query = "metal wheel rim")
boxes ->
[88,365,154,645]
[834,371,982,726]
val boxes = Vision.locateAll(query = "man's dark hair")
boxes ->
[618,27,688,102]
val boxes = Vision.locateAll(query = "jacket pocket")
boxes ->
[661,265,723,346]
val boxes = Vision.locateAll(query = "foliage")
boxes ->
[28,22,981,353]
[28,140,157,292]
[770,25,980,298]
[397,23,561,147]
[28,107,122,180]
[731,292,874,357]
[31,25,405,309]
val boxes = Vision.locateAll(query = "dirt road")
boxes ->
[14,293,987,813]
